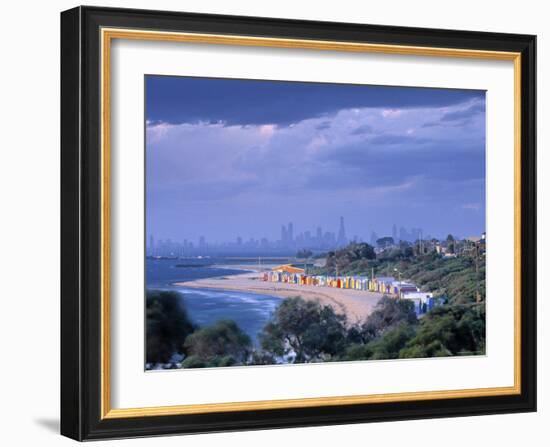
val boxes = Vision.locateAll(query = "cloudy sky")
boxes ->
[146,75,486,244]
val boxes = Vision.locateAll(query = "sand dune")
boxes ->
[174,272,383,324]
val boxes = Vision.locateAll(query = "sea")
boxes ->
[146,257,282,344]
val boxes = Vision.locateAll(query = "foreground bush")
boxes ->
[260,297,348,363]
[184,320,252,366]
[399,304,485,358]
[146,290,196,364]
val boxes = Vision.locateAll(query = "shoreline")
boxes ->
[173,271,383,324]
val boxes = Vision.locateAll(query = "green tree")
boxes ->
[446,234,455,254]
[374,254,484,305]
[181,354,240,369]
[296,249,313,259]
[259,297,348,363]
[183,320,252,367]
[325,242,376,274]
[345,322,416,361]
[399,304,485,358]
[358,296,418,342]
[146,290,196,364]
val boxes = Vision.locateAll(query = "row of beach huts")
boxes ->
[262,265,442,315]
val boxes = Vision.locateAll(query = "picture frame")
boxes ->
[60,5,536,441]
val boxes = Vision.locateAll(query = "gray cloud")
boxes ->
[146,88,486,241]
[369,134,431,146]
[315,121,331,130]
[441,101,486,122]
[350,124,374,135]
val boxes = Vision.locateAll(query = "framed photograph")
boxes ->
[60,6,536,441]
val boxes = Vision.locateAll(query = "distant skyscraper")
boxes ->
[281,225,287,244]
[337,216,347,246]
[392,224,398,242]
[149,234,154,254]
[288,222,294,243]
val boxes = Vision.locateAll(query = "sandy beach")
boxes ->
[174,271,383,324]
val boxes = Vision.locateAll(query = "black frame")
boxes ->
[61,5,537,441]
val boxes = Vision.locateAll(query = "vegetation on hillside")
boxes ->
[318,242,484,306]
[146,241,486,369]
[399,304,485,358]
[376,253,485,305]
[323,242,376,275]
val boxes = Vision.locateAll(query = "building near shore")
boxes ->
[370,276,395,293]
[262,268,441,316]
[401,291,439,314]
[271,264,305,274]
[393,281,419,297]
[263,270,371,291]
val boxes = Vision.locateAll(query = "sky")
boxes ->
[145,75,486,243]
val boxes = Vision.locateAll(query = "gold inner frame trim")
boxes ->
[100,27,522,419]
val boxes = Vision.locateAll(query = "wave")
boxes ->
[177,287,279,303]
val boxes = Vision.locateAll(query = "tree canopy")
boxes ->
[146,243,485,368]
[146,290,196,364]
[399,304,485,358]
[345,322,416,361]
[296,249,313,259]
[324,242,376,274]
[260,297,348,363]
[358,296,418,342]
[183,319,252,367]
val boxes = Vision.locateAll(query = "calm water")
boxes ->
[146,258,281,343]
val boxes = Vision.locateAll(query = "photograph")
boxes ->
[145,76,487,370]
[54,4,537,441]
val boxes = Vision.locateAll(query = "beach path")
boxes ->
[174,271,383,324]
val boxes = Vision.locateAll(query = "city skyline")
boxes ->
[147,228,453,248]
[145,215,482,257]
[146,76,486,244]
[149,216,350,254]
